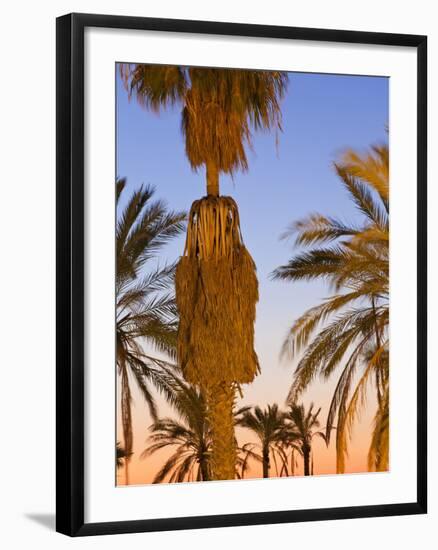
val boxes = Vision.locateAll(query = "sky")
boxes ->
[116,66,389,485]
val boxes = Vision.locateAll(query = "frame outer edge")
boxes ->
[56,13,86,536]
[416,36,427,514]
[55,12,428,536]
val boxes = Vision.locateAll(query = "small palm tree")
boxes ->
[116,442,131,470]
[141,378,211,483]
[236,404,288,478]
[272,144,389,472]
[117,178,186,484]
[285,403,326,476]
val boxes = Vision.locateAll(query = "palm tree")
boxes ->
[141,378,211,483]
[117,178,186,484]
[116,442,130,469]
[272,144,389,472]
[121,65,288,480]
[285,403,326,476]
[236,404,289,478]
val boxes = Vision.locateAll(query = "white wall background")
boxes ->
[0,1,434,548]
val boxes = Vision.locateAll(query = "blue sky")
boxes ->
[116,67,388,478]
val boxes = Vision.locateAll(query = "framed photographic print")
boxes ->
[56,12,427,536]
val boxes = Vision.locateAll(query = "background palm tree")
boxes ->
[141,377,211,483]
[272,144,389,472]
[236,404,288,478]
[116,442,131,470]
[121,65,288,480]
[285,403,326,476]
[117,178,186,484]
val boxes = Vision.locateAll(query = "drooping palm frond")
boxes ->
[122,65,288,178]
[368,383,389,472]
[116,179,186,484]
[236,443,262,479]
[121,64,188,111]
[273,144,389,473]
[339,145,389,208]
[141,377,212,483]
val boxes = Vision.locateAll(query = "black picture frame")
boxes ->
[56,12,427,537]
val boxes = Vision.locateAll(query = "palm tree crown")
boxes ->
[121,65,288,195]
[285,403,326,476]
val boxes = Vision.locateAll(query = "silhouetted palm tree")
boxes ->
[272,145,389,472]
[285,403,326,476]
[116,442,131,469]
[117,178,186,484]
[141,377,211,483]
[236,404,288,478]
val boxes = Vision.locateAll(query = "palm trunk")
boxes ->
[121,364,133,486]
[291,449,295,476]
[200,456,210,481]
[303,444,311,476]
[371,296,383,407]
[206,159,219,196]
[207,382,236,480]
[262,445,270,478]
[124,457,130,486]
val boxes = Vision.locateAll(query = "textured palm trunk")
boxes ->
[200,456,210,481]
[121,364,132,486]
[206,159,219,197]
[124,458,130,485]
[303,444,311,476]
[262,445,270,478]
[207,382,236,480]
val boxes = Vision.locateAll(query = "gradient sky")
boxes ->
[116,66,389,485]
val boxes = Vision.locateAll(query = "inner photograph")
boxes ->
[115,63,389,486]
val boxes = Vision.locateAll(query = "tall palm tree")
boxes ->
[285,403,326,476]
[122,65,288,480]
[236,404,288,478]
[117,178,186,484]
[141,378,211,483]
[272,144,389,472]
